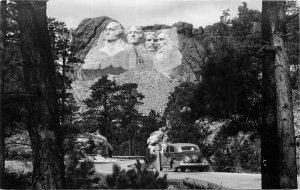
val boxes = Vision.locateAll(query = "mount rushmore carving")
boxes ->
[77,19,200,82]
[71,17,208,115]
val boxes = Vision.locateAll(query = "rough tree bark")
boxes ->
[61,55,66,123]
[273,33,297,188]
[261,0,297,188]
[14,0,65,189]
[0,0,6,188]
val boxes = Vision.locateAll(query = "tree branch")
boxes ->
[5,142,31,147]
[285,13,299,23]
[3,92,35,104]
[4,92,35,99]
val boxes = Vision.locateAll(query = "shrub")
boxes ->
[212,129,261,172]
[64,136,105,189]
[106,159,168,189]
[5,130,32,160]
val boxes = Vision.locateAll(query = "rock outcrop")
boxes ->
[172,22,193,37]
[71,16,115,61]
[177,34,207,81]
[141,24,171,31]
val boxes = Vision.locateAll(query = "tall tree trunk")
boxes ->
[261,0,297,188]
[0,0,6,188]
[61,55,66,124]
[15,1,65,189]
[273,33,297,188]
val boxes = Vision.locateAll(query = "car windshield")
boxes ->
[181,146,199,151]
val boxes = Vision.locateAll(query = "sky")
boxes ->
[47,0,262,29]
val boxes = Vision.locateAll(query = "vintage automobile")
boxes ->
[151,143,210,172]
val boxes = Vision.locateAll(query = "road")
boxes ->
[94,159,137,174]
[161,171,261,189]
[94,160,300,189]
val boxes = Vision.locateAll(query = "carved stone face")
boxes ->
[157,32,168,50]
[127,26,144,45]
[145,32,157,52]
[105,22,123,42]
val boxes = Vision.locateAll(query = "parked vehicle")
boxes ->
[150,143,210,172]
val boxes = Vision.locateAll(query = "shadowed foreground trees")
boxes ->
[0,0,6,188]
[15,0,64,189]
[106,160,168,189]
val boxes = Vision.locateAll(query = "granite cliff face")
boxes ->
[70,20,237,84]
[70,16,209,115]
[71,17,207,82]
[72,17,115,61]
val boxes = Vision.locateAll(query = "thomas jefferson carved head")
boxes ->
[105,22,124,42]
[145,32,157,52]
[127,26,144,45]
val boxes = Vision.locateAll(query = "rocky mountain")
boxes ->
[71,16,209,115]
[70,16,299,130]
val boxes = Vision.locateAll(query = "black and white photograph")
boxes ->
[0,0,299,189]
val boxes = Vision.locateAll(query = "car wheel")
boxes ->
[197,166,204,172]
[203,165,211,172]
[173,166,179,172]
[180,167,186,172]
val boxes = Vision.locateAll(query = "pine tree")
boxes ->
[83,76,144,156]
[106,159,168,189]
[83,76,119,137]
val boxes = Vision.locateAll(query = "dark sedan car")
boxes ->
[159,143,210,172]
